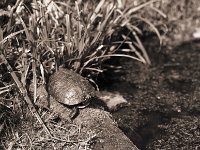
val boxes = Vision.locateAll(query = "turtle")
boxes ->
[48,68,129,120]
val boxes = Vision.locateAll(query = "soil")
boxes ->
[99,34,200,149]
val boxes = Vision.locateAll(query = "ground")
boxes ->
[107,38,200,149]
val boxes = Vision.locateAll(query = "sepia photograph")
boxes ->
[0,0,200,149]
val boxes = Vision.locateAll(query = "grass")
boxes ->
[0,0,164,149]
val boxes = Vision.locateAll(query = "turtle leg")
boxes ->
[69,107,79,120]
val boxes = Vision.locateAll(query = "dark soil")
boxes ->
[100,37,200,149]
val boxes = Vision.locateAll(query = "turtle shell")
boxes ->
[49,68,95,106]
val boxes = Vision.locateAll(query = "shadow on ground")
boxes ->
[99,38,200,149]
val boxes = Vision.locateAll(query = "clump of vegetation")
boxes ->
[0,0,164,149]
